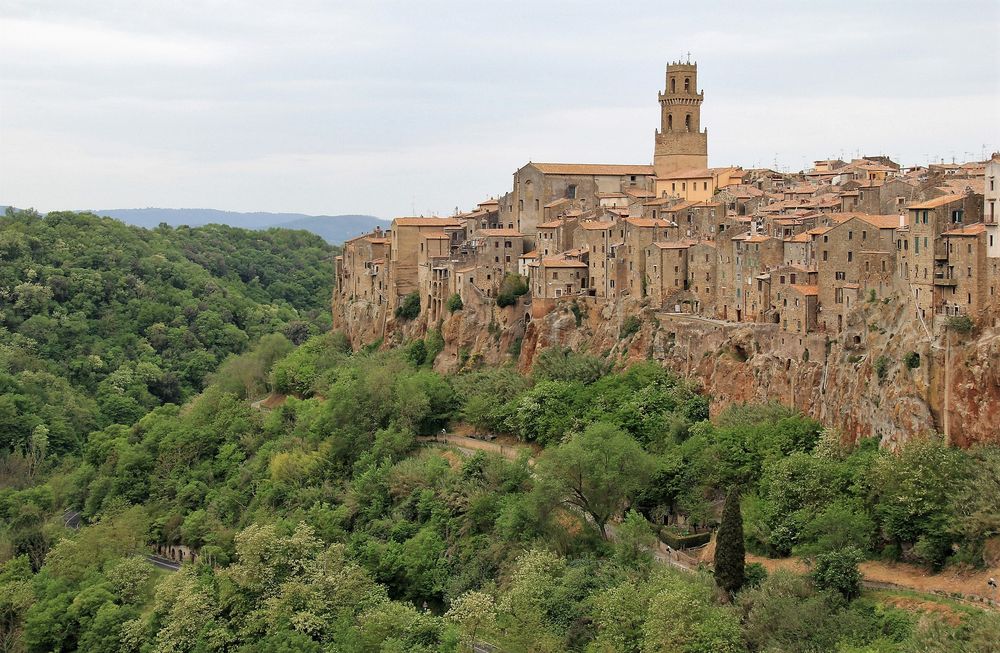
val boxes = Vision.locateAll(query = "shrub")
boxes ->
[497,274,528,308]
[446,293,463,313]
[744,562,768,589]
[903,351,920,369]
[508,336,522,358]
[946,315,974,334]
[658,528,712,550]
[395,292,421,321]
[873,355,890,383]
[620,315,641,339]
[811,546,863,600]
[424,328,444,365]
[405,339,427,366]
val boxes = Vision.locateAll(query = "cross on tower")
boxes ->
[686,51,691,63]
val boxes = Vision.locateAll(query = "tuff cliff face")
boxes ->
[334,293,1000,447]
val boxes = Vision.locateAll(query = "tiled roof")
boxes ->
[625,218,672,228]
[941,223,987,237]
[907,194,965,209]
[578,221,616,231]
[477,229,523,237]
[530,162,655,176]
[422,231,450,239]
[394,217,464,227]
[541,257,588,268]
[790,284,819,296]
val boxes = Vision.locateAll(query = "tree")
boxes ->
[810,547,863,600]
[714,488,745,595]
[536,422,654,539]
[395,292,421,320]
[446,591,496,651]
[446,293,464,313]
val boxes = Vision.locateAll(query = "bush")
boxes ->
[744,562,768,589]
[811,546,863,600]
[620,315,641,340]
[658,528,712,550]
[405,340,427,366]
[946,315,974,334]
[873,355,890,383]
[496,274,528,308]
[446,293,463,313]
[903,351,920,369]
[395,292,421,321]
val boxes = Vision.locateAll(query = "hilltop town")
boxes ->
[334,61,999,444]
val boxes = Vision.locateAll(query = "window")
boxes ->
[534,199,539,211]
[668,115,673,130]
[684,77,690,92]
[670,78,676,93]
[848,251,853,262]
[835,271,846,280]
[685,114,691,131]
[848,230,853,240]
[823,250,829,261]
[952,209,964,223]
[566,184,577,199]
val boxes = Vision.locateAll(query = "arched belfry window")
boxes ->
[684,77,690,92]
[670,78,675,94]
[685,114,691,131]
[667,115,673,131]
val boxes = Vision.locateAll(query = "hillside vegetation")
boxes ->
[0,208,334,457]
[3,327,999,652]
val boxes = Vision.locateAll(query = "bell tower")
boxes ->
[653,59,708,178]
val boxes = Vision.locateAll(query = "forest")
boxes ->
[0,208,334,456]
[2,209,1000,651]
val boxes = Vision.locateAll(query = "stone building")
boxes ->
[645,241,692,309]
[653,60,708,178]
[905,193,983,320]
[575,220,620,298]
[501,163,653,240]
[468,228,525,295]
[532,257,588,300]
[336,228,390,308]
[938,224,988,317]
[389,217,464,303]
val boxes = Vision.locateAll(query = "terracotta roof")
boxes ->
[477,228,523,237]
[907,194,966,210]
[519,250,540,259]
[856,214,905,229]
[422,231,450,240]
[578,221,616,231]
[597,192,627,198]
[787,233,812,243]
[625,187,657,198]
[942,223,987,237]
[790,284,819,296]
[365,237,389,244]
[625,218,671,228]
[544,198,571,209]
[529,162,655,176]
[657,166,741,180]
[745,235,773,243]
[652,240,694,249]
[541,257,588,268]
[477,199,499,206]
[807,226,833,235]
[394,217,464,227]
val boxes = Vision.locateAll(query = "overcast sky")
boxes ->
[2,1,998,218]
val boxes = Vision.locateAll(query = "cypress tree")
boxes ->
[714,487,745,595]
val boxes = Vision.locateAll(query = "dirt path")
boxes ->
[422,432,999,609]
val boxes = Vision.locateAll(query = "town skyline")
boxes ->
[2,1,998,218]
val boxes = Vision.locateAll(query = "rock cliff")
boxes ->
[333,293,1000,447]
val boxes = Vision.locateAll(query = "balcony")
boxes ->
[933,275,957,287]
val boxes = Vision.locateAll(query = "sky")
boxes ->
[2,0,999,218]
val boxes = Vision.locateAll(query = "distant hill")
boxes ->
[92,208,390,244]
